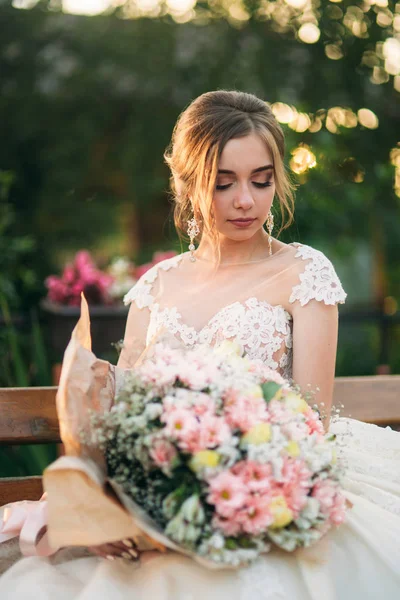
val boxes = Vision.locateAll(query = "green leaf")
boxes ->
[224,538,239,550]
[261,382,282,403]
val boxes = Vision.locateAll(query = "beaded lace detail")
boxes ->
[123,244,346,378]
[147,298,294,378]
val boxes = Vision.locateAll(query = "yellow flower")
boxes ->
[283,392,309,414]
[189,450,220,472]
[285,440,300,458]
[214,340,242,357]
[269,496,294,529]
[331,448,337,465]
[242,423,272,446]
[244,385,263,399]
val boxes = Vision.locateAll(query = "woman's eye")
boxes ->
[253,181,272,188]
[216,183,232,190]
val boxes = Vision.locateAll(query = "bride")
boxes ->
[1,90,399,599]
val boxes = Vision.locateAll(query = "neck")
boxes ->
[196,230,271,265]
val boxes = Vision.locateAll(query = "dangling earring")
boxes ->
[266,210,274,256]
[187,216,200,262]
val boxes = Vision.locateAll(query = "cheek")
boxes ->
[256,184,275,211]
[212,193,231,222]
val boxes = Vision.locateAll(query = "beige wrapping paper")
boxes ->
[43,294,166,551]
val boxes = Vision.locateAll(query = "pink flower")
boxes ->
[62,265,75,284]
[212,514,241,536]
[207,471,247,517]
[192,393,216,417]
[74,250,94,271]
[150,440,177,469]
[304,407,325,439]
[197,415,231,449]
[162,409,198,443]
[225,396,269,432]
[312,481,346,525]
[45,250,115,306]
[232,460,273,493]
[237,494,273,535]
[280,458,312,517]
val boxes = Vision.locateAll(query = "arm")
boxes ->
[291,299,339,426]
[117,301,149,369]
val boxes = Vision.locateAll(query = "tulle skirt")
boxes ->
[1,418,399,600]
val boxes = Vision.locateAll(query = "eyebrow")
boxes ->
[217,164,274,175]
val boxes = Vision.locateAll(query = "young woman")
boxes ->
[1,91,399,598]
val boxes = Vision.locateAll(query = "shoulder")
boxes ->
[287,242,347,307]
[123,253,184,309]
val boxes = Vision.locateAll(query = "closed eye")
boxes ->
[253,181,273,189]
[216,181,273,191]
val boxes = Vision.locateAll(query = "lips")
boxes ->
[228,218,255,223]
[228,218,256,228]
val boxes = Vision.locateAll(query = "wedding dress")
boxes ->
[0,242,399,599]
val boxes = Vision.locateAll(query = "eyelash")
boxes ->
[216,181,272,191]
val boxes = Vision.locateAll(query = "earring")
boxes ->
[187,216,200,262]
[266,210,274,256]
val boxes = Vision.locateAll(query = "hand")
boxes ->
[88,538,140,562]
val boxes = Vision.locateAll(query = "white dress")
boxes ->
[0,242,399,599]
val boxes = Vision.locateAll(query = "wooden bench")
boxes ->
[1,377,400,506]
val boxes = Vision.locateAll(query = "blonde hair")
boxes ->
[164,90,295,252]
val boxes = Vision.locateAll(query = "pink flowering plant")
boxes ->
[45,250,177,306]
[88,342,346,567]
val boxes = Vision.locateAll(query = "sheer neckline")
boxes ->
[151,296,292,340]
[192,242,297,266]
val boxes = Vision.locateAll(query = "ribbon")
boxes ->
[0,493,59,557]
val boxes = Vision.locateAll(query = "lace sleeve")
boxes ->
[123,263,160,309]
[289,244,347,307]
[123,254,184,310]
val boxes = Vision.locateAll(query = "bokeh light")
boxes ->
[62,0,111,14]
[357,108,379,129]
[270,103,297,124]
[390,145,400,198]
[298,23,321,44]
[290,144,317,174]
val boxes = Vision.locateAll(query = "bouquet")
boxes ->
[84,340,346,568]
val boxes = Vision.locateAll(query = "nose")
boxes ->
[233,184,255,211]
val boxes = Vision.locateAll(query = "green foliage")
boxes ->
[0,171,38,310]
[261,381,282,403]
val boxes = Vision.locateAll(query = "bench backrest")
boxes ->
[1,377,399,505]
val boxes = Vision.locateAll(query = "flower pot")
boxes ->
[40,299,129,363]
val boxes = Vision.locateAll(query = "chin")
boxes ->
[221,224,262,241]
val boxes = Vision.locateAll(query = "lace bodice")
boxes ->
[123,243,346,378]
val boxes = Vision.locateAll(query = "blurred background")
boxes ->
[0,0,399,474]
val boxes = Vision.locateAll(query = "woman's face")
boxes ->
[212,133,275,241]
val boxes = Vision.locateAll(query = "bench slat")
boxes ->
[0,387,60,445]
[0,377,399,505]
[0,476,43,505]
[333,375,400,426]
